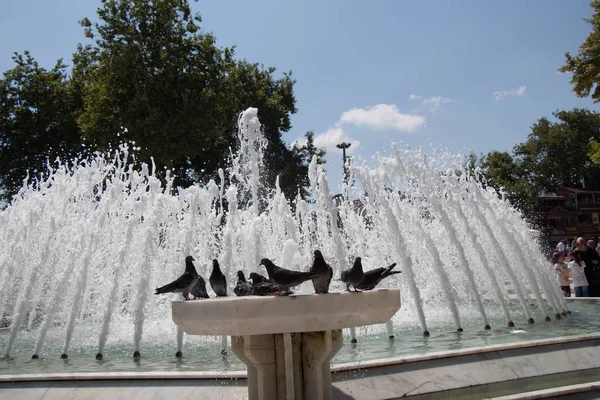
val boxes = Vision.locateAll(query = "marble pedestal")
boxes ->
[172,288,401,400]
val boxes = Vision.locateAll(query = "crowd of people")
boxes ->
[552,237,600,297]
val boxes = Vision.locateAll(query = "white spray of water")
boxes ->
[0,108,569,357]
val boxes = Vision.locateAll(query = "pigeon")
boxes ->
[249,272,270,285]
[340,257,365,292]
[259,258,318,290]
[310,250,333,294]
[356,263,401,291]
[209,259,228,297]
[154,256,199,300]
[234,271,253,297]
[251,280,293,296]
[189,275,210,299]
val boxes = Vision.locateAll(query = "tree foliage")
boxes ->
[0,52,81,203]
[75,0,233,173]
[0,0,325,205]
[590,139,600,164]
[287,131,327,199]
[478,150,534,216]
[513,109,600,191]
[477,109,600,220]
[559,0,600,102]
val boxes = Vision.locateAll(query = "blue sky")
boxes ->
[1,0,598,190]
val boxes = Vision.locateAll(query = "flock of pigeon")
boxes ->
[154,250,401,300]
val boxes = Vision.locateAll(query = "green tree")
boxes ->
[513,109,600,191]
[216,60,300,200]
[73,0,313,199]
[590,139,600,164]
[287,131,327,199]
[478,150,534,215]
[75,0,234,175]
[559,0,600,102]
[0,52,81,204]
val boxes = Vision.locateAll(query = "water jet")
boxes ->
[0,107,593,399]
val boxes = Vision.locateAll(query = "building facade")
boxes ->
[536,187,600,248]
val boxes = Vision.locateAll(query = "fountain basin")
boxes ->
[172,289,400,400]
[172,289,401,336]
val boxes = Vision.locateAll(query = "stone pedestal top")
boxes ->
[172,288,401,336]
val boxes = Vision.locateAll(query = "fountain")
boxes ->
[0,108,598,399]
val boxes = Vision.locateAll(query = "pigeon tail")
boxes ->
[154,282,178,295]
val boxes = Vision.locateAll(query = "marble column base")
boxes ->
[231,329,343,400]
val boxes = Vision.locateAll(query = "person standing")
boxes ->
[554,253,570,297]
[568,251,589,297]
[557,241,566,253]
[576,237,600,296]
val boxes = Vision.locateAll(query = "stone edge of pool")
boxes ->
[0,332,598,382]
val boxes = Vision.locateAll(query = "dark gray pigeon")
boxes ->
[310,250,333,294]
[209,259,228,297]
[155,256,198,300]
[356,263,400,290]
[340,257,365,292]
[190,274,210,299]
[259,258,318,290]
[234,271,253,297]
[251,280,293,296]
[249,272,270,285]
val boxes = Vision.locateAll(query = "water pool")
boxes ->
[0,300,596,376]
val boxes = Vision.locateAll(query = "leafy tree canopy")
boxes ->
[478,150,535,216]
[0,52,81,203]
[0,0,326,205]
[513,108,600,191]
[477,109,600,221]
[559,0,600,102]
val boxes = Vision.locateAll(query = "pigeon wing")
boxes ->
[155,273,194,294]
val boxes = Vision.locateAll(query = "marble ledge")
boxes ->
[172,289,401,336]
[0,371,246,382]
[331,332,600,373]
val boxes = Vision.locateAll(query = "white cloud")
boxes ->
[339,104,425,133]
[409,94,457,111]
[421,96,457,111]
[313,126,361,155]
[493,85,526,101]
[297,103,424,155]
